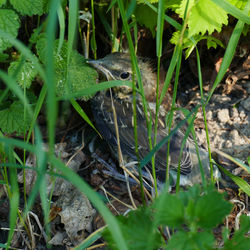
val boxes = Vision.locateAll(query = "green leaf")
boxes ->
[8,59,38,88]
[206,35,225,49]
[170,30,225,57]
[56,50,98,100]
[0,9,20,52]
[0,101,32,135]
[103,207,161,250]
[154,192,185,228]
[0,52,8,62]
[165,0,182,10]
[176,0,228,36]
[195,188,232,229]
[223,215,250,250]
[9,0,45,16]
[166,231,214,250]
[138,0,182,11]
[228,0,248,10]
[0,0,6,7]
[36,35,98,100]
[134,4,158,37]
[178,185,201,205]
[35,33,50,63]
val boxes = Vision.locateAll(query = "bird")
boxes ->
[88,52,220,187]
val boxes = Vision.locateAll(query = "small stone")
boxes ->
[241,97,250,111]
[211,94,231,104]
[233,117,241,123]
[206,110,213,120]
[217,109,230,123]
[239,110,246,119]
[229,129,238,140]
[224,140,232,148]
[230,107,238,119]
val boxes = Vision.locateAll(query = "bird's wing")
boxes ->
[91,92,193,175]
[155,128,192,174]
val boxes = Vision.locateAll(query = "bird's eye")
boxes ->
[120,72,130,80]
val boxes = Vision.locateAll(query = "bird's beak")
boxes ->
[87,59,113,81]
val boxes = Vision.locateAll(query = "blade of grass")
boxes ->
[211,148,250,173]
[5,145,19,249]
[151,0,165,196]
[57,4,65,54]
[56,80,133,100]
[215,162,250,196]
[211,0,250,24]
[26,85,47,142]
[70,98,101,136]
[195,47,214,182]
[0,137,35,154]
[181,108,207,188]
[45,0,60,154]
[159,45,182,105]
[35,127,51,241]
[74,226,105,249]
[67,0,78,64]
[111,5,119,52]
[90,0,97,58]
[67,2,98,133]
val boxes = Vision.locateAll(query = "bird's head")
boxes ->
[88,52,157,100]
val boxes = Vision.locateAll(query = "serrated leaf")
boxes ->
[207,40,218,49]
[35,33,51,64]
[195,189,232,229]
[66,52,98,100]
[0,9,20,52]
[154,192,185,228]
[134,4,158,37]
[166,231,214,250]
[206,35,225,49]
[170,30,225,57]
[103,207,161,250]
[176,0,228,36]
[0,101,32,135]
[170,30,196,47]
[8,59,38,88]
[9,0,45,16]
[36,35,98,100]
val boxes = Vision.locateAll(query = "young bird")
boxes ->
[88,52,220,187]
